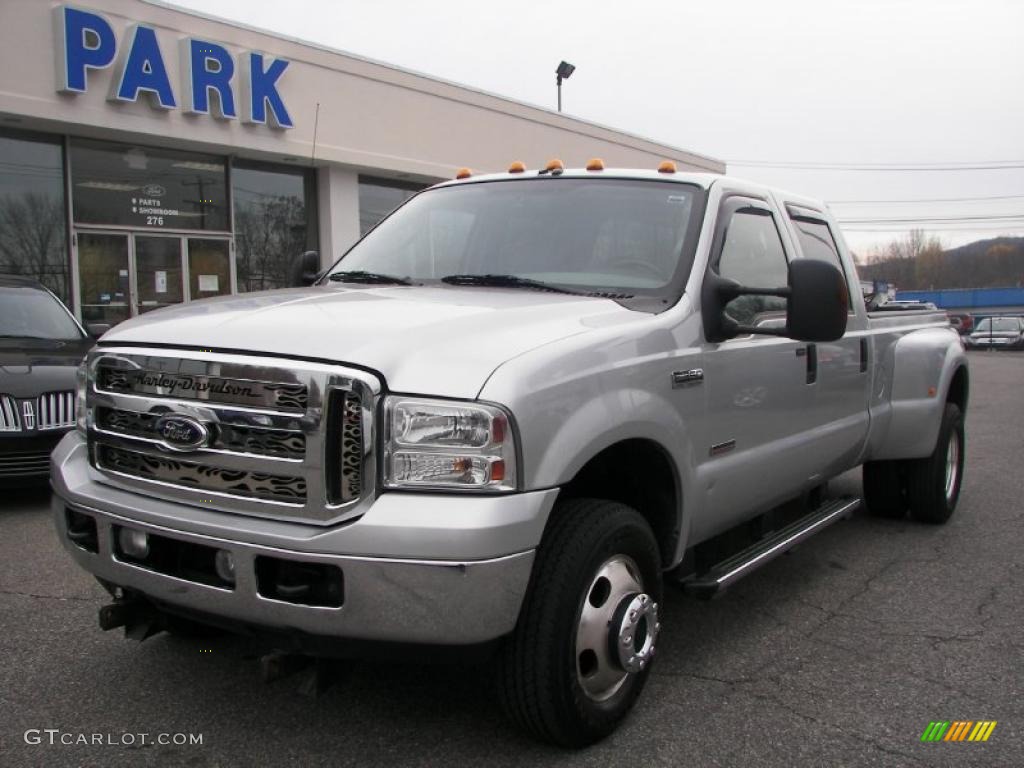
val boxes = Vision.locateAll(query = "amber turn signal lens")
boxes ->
[455,167,472,179]
[657,160,677,174]
[508,161,526,173]
[585,158,605,171]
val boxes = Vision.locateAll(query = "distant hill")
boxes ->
[857,236,1024,290]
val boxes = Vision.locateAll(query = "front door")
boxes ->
[693,195,823,540]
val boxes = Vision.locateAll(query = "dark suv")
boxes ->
[1,276,94,485]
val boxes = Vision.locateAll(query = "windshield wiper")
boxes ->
[440,274,581,295]
[327,270,413,286]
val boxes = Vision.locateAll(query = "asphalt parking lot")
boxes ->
[1,351,1021,767]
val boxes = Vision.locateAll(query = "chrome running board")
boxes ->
[683,497,861,599]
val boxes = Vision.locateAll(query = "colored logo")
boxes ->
[920,721,997,742]
[155,415,209,451]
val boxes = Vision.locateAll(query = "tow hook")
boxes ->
[98,597,163,641]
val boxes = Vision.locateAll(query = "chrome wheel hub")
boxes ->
[575,555,660,701]
[613,593,659,673]
[945,430,960,503]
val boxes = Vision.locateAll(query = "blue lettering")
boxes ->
[182,38,236,119]
[242,53,293,129]
[112,25,176,109]
[54,5,116,93]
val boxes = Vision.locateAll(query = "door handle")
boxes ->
[805,343,817,384]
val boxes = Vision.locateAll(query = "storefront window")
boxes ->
[0,130,69,302]
[358,176,425,236]
[70,138,228,231]
[233,161,317,292]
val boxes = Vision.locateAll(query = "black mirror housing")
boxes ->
[785,259,848,342]
[290,250,322,287]
[702,259,848,343]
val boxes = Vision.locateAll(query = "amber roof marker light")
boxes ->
[455,167,472,179]
[658,160,677,174]
[586,158,605,171]
[543,158,565,174]
[508,161,527,173]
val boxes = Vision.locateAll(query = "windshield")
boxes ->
[326,178,707,308]
[0,285,83,341]
[975,317,1021,333]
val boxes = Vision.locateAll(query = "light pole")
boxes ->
[556,60,575,112]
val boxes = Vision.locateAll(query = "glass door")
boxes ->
[134,234,184,314]
[188,238,232,299]
[77,232,131,325]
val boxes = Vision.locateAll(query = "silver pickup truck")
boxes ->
[51,165,968,746]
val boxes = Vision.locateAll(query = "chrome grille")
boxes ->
[98,365,308,411]
[0,395,19,431]
[85,348,378,525]
[340,391,363,501]
[96,407,306,460]
[97,444,307,503]
[37,391,75,430]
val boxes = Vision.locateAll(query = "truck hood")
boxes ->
[100,284,641,398]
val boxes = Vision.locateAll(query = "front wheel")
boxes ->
[907,403,965,524]
[497,499,663,747]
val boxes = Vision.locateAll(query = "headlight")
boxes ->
[384,396,517,491]
[75,360,90,434]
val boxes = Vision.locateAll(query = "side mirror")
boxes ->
[85,323,111,339]
[703,259,848,343]
[786,259,848,342]
[290,250,322,287]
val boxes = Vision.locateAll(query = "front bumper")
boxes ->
[1,430,69,484]
[51,433,558,646]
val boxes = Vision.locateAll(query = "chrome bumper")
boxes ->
[51,434,557,645]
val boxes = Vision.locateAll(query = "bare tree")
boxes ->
[0,192,68,299]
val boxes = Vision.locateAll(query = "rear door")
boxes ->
[782,203,871,474]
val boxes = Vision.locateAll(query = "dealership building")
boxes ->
[0,0,724,324]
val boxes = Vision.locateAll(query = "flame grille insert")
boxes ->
[96,444,307,504]
[96,407,306,459]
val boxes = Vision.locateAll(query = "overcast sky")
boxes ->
[169,0,1024,256]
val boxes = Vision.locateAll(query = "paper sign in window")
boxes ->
[155,270,168,294]
[198,274,219,292]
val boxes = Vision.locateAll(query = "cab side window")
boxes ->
[789,215,855,309]
[717,209,789,326]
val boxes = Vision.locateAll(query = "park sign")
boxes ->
[54,5,294,129]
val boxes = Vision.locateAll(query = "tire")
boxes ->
[862,460,908,518]
[497,498,663,747]
[906,403,965,524]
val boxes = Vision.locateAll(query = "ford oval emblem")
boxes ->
[142,184,165,198]
[156,415,210,451]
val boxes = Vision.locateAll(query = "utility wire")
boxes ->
[836,214,1024,224]
[829,194,1024,205]
[729,160,1024,171]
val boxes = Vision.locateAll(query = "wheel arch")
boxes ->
[556,437,682,569]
